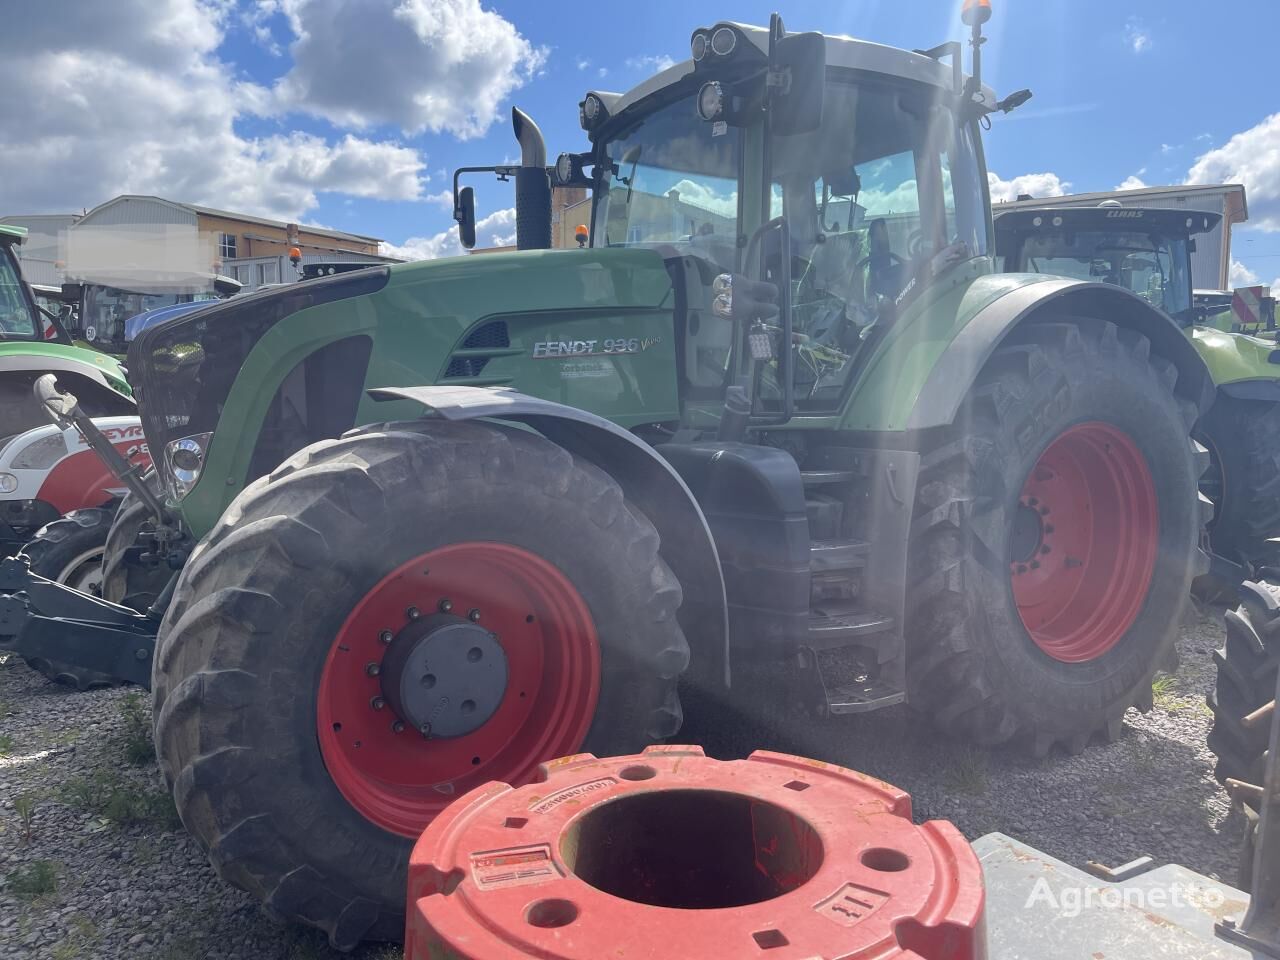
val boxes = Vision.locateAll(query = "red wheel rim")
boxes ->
[1009,422,1158,663]
[316,542,600,837]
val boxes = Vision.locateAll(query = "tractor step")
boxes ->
[805,494,843,541]
[810,539,869,573]
[807,600,895,650]
[798,643,906,716]
[823,677,907,714]
[801,469,856,486]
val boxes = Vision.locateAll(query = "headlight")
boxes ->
[691,31,709,61]
[0,472,17,494]
[580,93,605,131]
[697,81,725,121]
[11,433,68,470]
[710,26,737,56]
[555,153,575,184]
[712,273,733,319]
[165,432,213,499]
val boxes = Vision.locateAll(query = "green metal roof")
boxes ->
[0,223,28,243]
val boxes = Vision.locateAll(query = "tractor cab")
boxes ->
[458,17,1021,429]
[995,206,1219,327]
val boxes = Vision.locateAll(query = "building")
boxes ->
[0,213,81,285]
[997,183,1248,291]
[62,195,391,293]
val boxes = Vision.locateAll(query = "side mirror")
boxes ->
[458,187,477,250]
[770,31,825,136]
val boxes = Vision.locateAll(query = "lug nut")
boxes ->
[378,630,393,644]
[1040,545,1051,555]
[1039,506,1050,516]
[468,608,481,622]
[407,606,421,621]
[1016,564,1028,575]
[1028,497,1038,507]
[1030,560,1041,569]
[392,720,405,733]
[370,696,386,711]
[1044,524,1055,534]
[365,662,380,677]
[419,724,432,738]
[439,598,453,613]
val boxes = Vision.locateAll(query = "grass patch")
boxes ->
[6,859,60,901]
[0,733,14,755]
[120,691,154,765]
[13,792,37,841]
[1151,674,1181,710]
[57,770,180,830]
[51,916,100,960]
[943,745,989,795]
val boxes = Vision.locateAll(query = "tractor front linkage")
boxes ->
[0,375,177,688]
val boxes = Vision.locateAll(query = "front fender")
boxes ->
[368,385,730,689]
[1192,326,1280,401]
[896,276,1212,431]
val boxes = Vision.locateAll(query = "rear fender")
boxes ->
[907,279,1214,430]
[368,385,729,689]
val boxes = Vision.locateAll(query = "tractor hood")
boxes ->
[129,247,680,521]
[0,341,131,397]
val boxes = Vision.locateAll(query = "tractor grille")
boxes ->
[444,321,510,379]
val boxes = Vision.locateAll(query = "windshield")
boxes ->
[1017,230,1192,318]
[81,284,213,344]
[0,245,38,339]
[593,92,742,274]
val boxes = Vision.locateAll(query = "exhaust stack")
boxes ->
[512,107,552,251]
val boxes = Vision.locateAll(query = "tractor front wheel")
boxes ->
[21,507,117,690]
[152,420,687,948]
[907,318,1207,754]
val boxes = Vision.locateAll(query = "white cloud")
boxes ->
[1161,143,1175,154]
[625,54,676,73]
[266,0,547,139]
[382,208,516,261]
[0,0,428,221]
[987,171,1070,204]
[242,0,282,55]
[598,66,608,78]
[1116,175,1148,191]
[1124,17,1151,54]
[1230,260,1261,286]
[576,57,590,70]
[669,179,737,218]
[1186,113,1280,230]
[426,189,455,211]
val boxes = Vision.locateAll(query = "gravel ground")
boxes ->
[0,599,1246,958]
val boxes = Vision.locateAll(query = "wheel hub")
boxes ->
[380,614,508,738]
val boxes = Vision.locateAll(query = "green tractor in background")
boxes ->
[0,7,1248,947]
[995,205,1280,590]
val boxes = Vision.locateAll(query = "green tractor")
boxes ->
[0,8,1227,947]
[994,205,1280,589]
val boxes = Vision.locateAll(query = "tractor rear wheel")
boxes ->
[907,318,1207,754]
[21,507,117,690]
[1196,397,1280,589]
[152,420,687,948]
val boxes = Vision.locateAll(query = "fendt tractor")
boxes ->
[0,5,1253,947]
[994,205,1280,590]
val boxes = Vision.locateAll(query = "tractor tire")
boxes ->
[101,472,170,610]
[20,507,116,690]
[152,420,688,949]
[906,318,1208,755]
[1207,579,1279,792]
[1196,397,1280,589]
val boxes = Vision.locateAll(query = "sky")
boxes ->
[2,0,1278,289]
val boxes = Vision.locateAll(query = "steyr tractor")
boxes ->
[0,7,1227,948]
[994,205,1280,591]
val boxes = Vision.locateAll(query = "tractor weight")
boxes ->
[405,746,985,960]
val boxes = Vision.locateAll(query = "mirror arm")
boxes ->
[451,165,520,224]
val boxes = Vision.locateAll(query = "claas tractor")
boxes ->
[995,205,1280,591]
[0,8,1226,948]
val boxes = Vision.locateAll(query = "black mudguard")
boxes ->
[908,279,1214,430]
[368,386,730,688]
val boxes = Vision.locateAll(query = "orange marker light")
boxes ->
[962,0,992,26]
[574,225,589,247]
[288,246,302,263]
